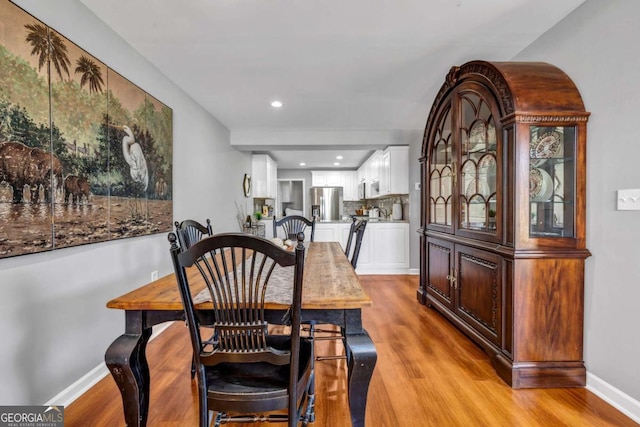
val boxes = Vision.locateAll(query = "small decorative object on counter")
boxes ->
[392,199,403,220]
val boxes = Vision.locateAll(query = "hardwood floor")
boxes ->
[66,275,637,426]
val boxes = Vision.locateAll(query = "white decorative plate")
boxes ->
[530,130,563,167]
[466,179,491,200]
[529,168,553,202]
[468,122,495,152]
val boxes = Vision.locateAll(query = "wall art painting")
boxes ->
[0,0,173,258]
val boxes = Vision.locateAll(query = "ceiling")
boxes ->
[80,0,585,168]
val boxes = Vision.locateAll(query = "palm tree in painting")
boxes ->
[75,55,105,94]
[24,22,71,82]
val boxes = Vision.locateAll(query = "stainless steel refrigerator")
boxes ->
[309,187,343,221]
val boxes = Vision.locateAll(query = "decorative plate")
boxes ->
[530,130,563,167]
[529,167,553,202]
[465,179,491,200]
[467,122,496,152]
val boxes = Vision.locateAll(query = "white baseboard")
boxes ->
[45,321,174,407]
[408,268,419,275]
[586,372,640,424]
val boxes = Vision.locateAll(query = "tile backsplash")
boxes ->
[344,194,409,220]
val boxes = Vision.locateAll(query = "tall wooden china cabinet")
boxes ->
[418,61,590,388]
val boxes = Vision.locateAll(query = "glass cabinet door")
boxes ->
[458,92,498,233]
[428,105,453,227]
[529,125,575,237]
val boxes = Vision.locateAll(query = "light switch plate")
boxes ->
[617,189,640,210]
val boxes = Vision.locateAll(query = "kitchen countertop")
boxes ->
[316,218,409,224]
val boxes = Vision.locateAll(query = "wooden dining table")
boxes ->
[105,241,376,427]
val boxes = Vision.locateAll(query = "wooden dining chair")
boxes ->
[174,218,213,250]
[174,218,214,378]
[273,215,315,242]
[168,232,314,427]
[344,217,368,268]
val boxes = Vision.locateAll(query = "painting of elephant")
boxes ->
[64,174,90,204]
[0,141,63,204]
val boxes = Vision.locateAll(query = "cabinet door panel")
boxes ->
[313,226,336,242]
[426,238,455,311]
[373,224,408,265]
[455,245,501,345]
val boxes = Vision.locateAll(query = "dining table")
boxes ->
[105,241,376,427]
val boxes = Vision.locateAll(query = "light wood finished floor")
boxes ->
[66,275,638,426]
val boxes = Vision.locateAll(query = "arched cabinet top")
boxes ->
[421,60,589,159]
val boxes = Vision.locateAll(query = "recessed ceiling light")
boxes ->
[336,155,343,160]
[271,100,283,108]
[334,162,340,166]
[299,162,306,166]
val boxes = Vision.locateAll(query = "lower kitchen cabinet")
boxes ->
[315,221,409,274]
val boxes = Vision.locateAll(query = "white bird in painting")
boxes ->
[115,125,148,192]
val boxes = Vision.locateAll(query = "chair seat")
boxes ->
[206,336,313,414]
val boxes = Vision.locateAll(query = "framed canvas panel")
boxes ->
[140,93,173,234]
[49,29,110,250]
[0,2,54,257]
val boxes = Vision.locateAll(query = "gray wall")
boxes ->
[514,0,640,403]
[0,0,251,404]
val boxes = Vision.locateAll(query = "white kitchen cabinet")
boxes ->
[311,170,358,201]
[369,150,382,183]
[357,146,408,199]
[252,154,277,198]
[314,222,348,244]
[357,156,374,198]
[379,146,409,196]
[314,221,409,274]
[341,171,358,201]
[312,171,342,187]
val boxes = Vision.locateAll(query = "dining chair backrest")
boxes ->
[174,218,213,250]
[168,232,312,426]
[273,215,315,242]
[344,217,368,268]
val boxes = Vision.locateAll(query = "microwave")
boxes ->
[357,182,366,200]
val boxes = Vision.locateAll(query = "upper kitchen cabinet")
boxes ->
[252,154,278,198]
[358,147,409,198]
[380,146,409,196]
[311,170,358,201]
[418,61,590,388]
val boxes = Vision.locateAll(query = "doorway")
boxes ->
[277,179,305,217]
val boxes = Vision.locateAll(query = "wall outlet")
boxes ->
[151,270,158,281]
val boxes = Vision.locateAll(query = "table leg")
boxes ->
[343,309,376,427]
[105,328,152,427]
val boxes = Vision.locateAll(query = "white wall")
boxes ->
[513,0,640,406]
[0,0,251,404]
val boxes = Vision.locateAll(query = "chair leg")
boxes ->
[191,354,196,379]
[306,324,316,423]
